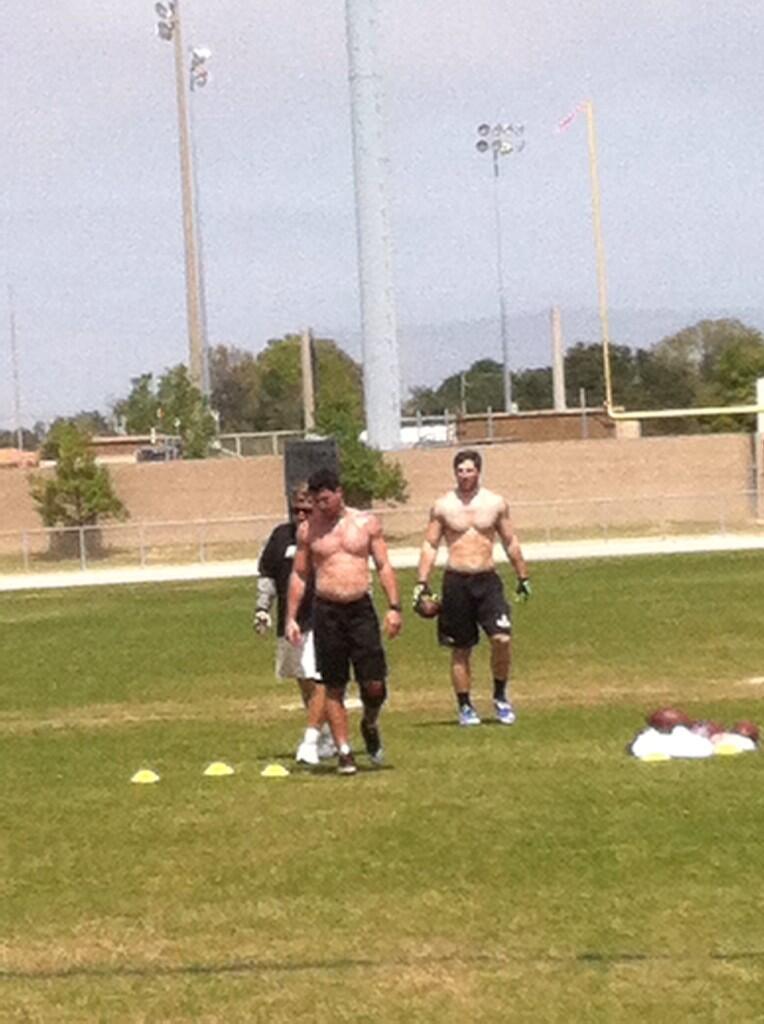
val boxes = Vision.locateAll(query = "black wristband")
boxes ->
[389,603,402,612]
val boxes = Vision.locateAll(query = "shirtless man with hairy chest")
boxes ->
[414,449,530,726]
[286,467,401,775]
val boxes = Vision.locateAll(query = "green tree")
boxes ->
[112,366,216,457]
[30,424,127,557]
[650,318,764,433]
[562,342,642,408]
[653,318,764,386]
[252,334,364,432]
[403,359,504,415]
[0,427,38,451]
[316,397,408,508]
[209,345,259,431]
[251,336,305,431]
[513,366,553,410]
[114,373,159,433]
[208,336,364,433]
[156,365,216,458]
[39,412,113,458]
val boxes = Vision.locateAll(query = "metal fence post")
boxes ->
[79,527,87,571]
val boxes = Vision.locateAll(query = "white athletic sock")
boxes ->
[304,726,320,744]
[339,742,351,756]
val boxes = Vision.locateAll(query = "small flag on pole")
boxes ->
[556,102,587,133]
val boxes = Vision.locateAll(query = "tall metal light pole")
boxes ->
[475,122,525,413]
[154,1,210,397]
[188,45,212,397]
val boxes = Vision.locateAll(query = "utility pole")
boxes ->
[301,327,316,432]
[550,305,566,411]
[8,286,23,450]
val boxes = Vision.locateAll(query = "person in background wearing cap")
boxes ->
[254,484,335,765]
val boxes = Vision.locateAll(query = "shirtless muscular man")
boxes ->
[414,449,530,726]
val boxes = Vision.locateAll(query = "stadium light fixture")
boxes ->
[155,1,175,40]
[474,121,525,413]
[189,46,211,90]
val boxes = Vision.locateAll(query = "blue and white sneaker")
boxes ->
[494,700,516,726]
[458,704,481,727]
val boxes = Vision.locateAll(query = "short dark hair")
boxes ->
[307,467,341,494]
[453,449,482,473]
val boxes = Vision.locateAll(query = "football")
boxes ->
[646,706,692,733]
[691,719,725,739]
[732,720,760,743]
[415,593,442,619]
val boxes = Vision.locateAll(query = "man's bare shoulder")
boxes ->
[346,507,381,534]
[477,487,507,510]
[433,490,457,515]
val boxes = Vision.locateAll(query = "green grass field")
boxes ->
[2,553,764,1022]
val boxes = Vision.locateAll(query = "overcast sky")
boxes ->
[2,0,762,426]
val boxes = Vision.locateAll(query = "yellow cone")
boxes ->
[131,768,160,784]
[639,752,671,763]
[261,763,290,778]
[714,743,743,757]
[203,761,235,777]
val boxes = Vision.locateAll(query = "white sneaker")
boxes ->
[458,704,481,727]
[317,734,338,760]
[295,739,319,766]
[494,700,516,725]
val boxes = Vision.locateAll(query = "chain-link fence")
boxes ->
[0,490,761,576]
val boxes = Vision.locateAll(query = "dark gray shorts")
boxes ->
[313,594,387,687]
[437,569,511,649]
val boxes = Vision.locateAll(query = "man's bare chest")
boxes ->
[311,518,370,560]
[442,500,500,535]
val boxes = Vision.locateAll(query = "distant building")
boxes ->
[0,448,39,469]
[87,435,182,464]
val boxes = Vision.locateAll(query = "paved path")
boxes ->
[2,532,764,593]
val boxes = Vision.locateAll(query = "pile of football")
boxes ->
[629,706,760,761]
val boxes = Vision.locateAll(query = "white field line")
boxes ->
[2,533,764,593]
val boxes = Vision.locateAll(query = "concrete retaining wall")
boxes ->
[0,434,758,543]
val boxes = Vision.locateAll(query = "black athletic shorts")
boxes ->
[313,593,387,687]
[437,569,512,649]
